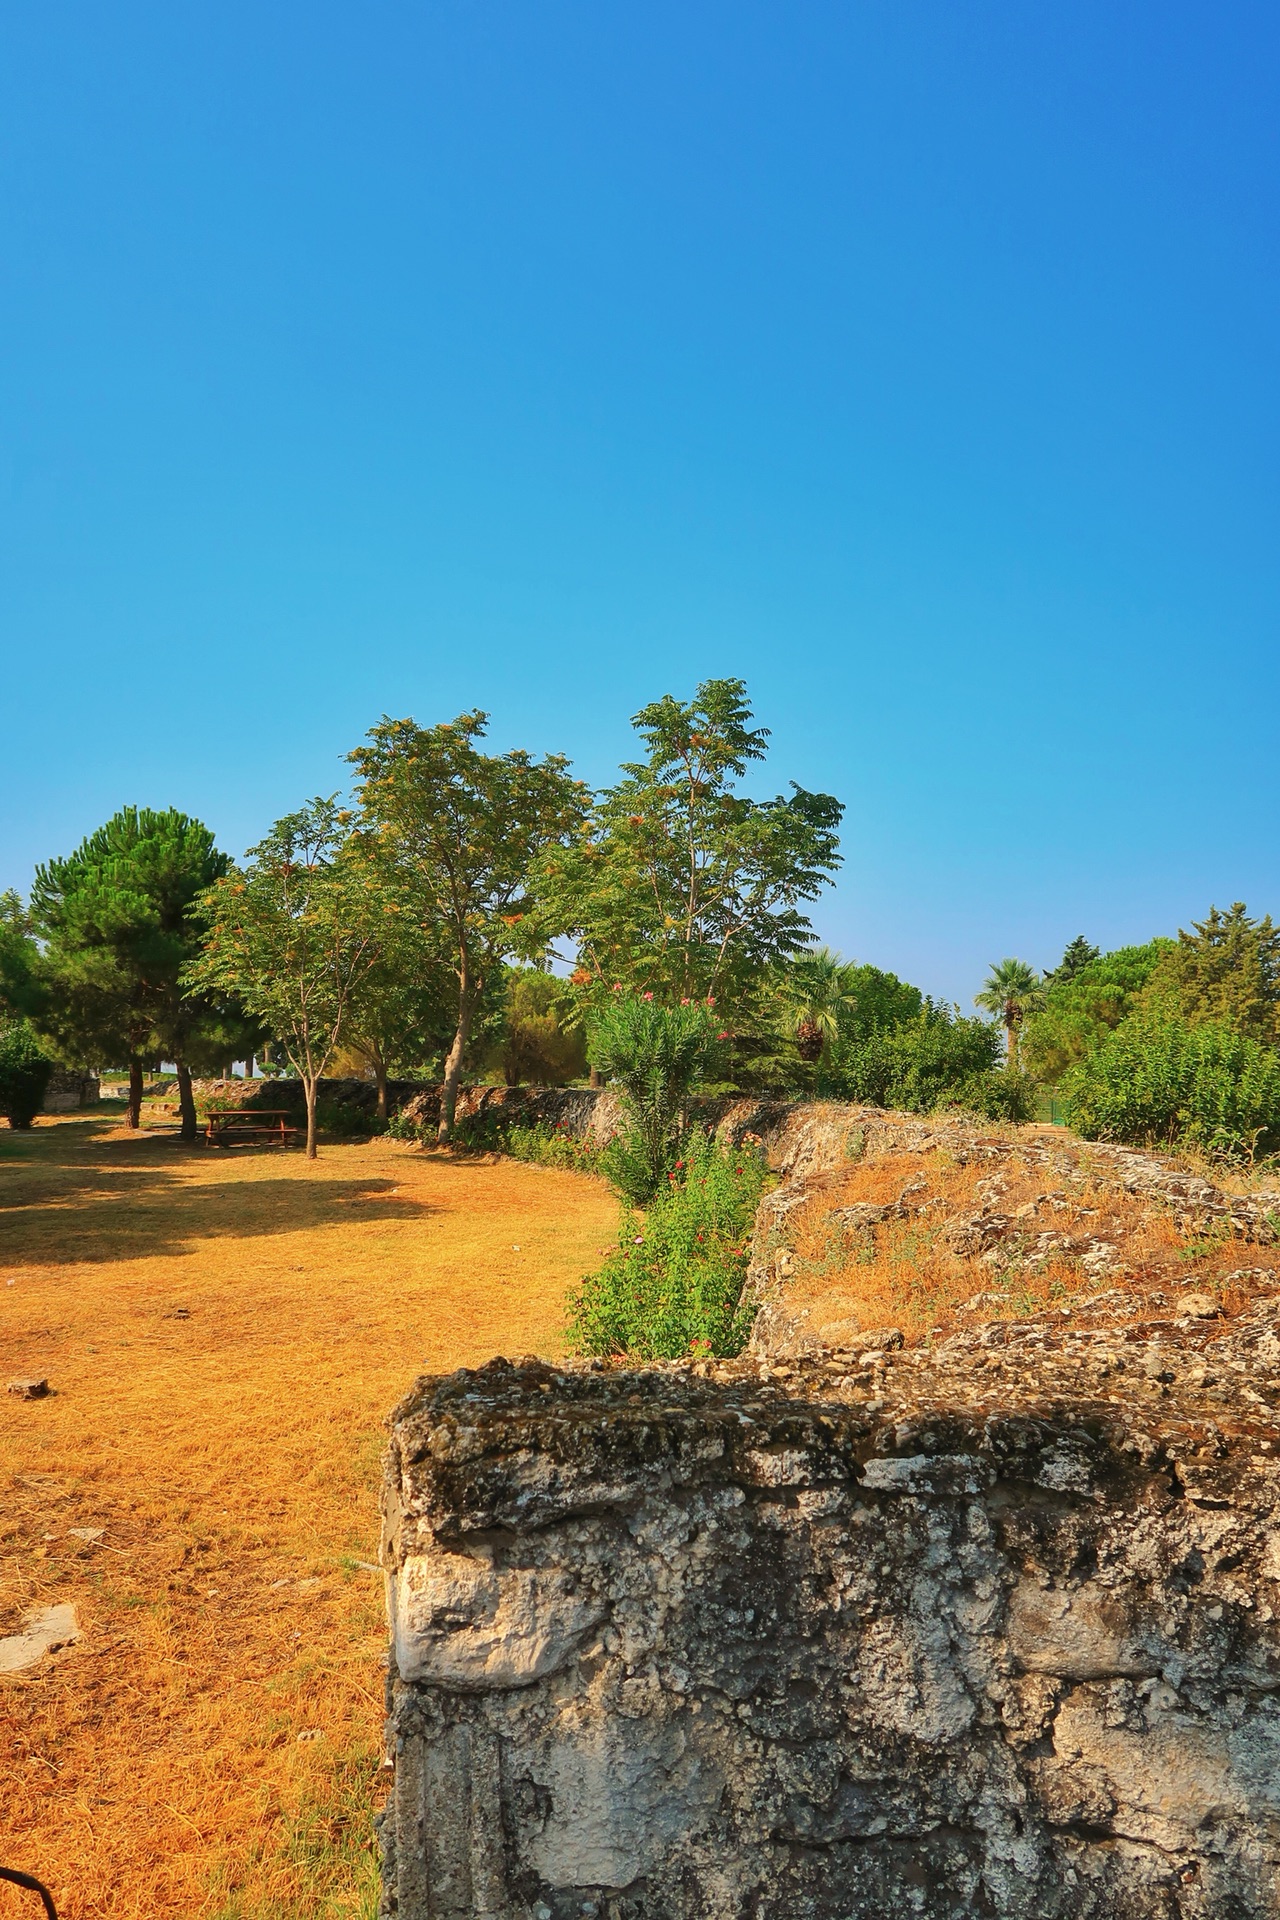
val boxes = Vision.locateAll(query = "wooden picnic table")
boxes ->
[205,1109,301,1148]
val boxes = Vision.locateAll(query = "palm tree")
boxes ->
[975,958,1045,1071]
[781,947,862,1061]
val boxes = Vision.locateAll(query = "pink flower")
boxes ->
[717,1030,729,1040]
[643,991,653,1001]
[633,1234,644,1244]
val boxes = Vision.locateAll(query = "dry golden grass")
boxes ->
[785,1134,1280,1344]
[0,1115,616,1919]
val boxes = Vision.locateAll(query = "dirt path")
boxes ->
[0,1116,616,1919]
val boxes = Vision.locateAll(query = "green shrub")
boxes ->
[1020,939,1173,1081]
[823,1008,1026,1115]
[314,1098,383,1137]
[589,994,721,1204]
[1060,1013,1280,1159]
[568,1132,766,1359]
[0,1021,54,1128]
[942,1069,1039,1124]
[453,1108,603,1173]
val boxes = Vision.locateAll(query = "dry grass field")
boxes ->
[0,1113,616,1920]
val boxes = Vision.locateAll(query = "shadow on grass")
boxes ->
[0,1118,434,1266]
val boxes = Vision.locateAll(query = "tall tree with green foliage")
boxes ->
[542,679,843,1010]
[187,799,384,1158]
[1044,935,1101,986]
[1144,903,1280,1042]
[775,947,866,1062]
[349,712,588,1142]
[0,891,44,1022]
[30,807,245,1137]
[1020,940,1171,1082]
[974,957,1046,1071]
[343,889,456,1117]
[500,968,588,1087]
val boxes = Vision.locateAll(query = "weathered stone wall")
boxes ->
[41,1067,99,1110]
[381,1319,1280,1918]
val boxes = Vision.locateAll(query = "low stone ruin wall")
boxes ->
[42,1068,100,1111]
[380,1320,1280,1919]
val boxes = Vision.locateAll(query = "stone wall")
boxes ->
[381,1313,1280,1918]
[41,1067,99,1111]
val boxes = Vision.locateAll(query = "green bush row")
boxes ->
[567,1132,766,1360]
[1060,1013,1280,1161]
[820,1010,1038,1123]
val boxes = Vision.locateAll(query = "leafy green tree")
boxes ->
[344,894,456,1117]
[186,799,384,1157]
[974,958,1046,1070]
[349,713,588,1142]
[588,993,722,1204]
[0,892,44,1022]
[825,1006,1034,1120]
[1143,903,1280,1042]
[542,679,843,1009]
[30,807,246,1137]
[1020,939,1172,1082]
[499,968,588,1087]
[1044,935,1101,986]
[777,947,861,1061]
[0,1021,54,1128]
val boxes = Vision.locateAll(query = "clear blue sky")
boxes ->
[3,2,1277,1003]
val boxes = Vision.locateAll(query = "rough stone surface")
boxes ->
[0,1602,80,1673]
[380,1313,1280,1919]
[6,1376,49,1399]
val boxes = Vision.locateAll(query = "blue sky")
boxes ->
[2,1,1277,1003]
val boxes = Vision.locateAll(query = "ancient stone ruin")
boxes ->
[379,1105,1280,1917]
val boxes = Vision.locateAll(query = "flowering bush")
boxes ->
[567,1131,766,1359]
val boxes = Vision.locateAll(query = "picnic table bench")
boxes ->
[205,1109,301,1148]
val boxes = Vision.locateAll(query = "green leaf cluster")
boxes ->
[0,1020,54,1128]
[567,1131,766,1359]
[1019,939,1173,1082]
[822,1006,1035,1120]
[538,679,842,1010]
[588,994,723,1204]
[1060,1012,1280,1160]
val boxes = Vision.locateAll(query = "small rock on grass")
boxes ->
[0,1603,80,1674]
[6,1377,49,1400]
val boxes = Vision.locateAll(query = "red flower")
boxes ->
[643,991,653,1001]
[717,1030,729,1040]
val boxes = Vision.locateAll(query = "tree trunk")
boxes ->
[126,1056,144,1129]
[1006,1014,1019,1072]
[374,1049,389,1121]
[589,1065,602,1090]
[305,1077,319,1159]
[175,1061,198,1142]
[438,1004,472,1144]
